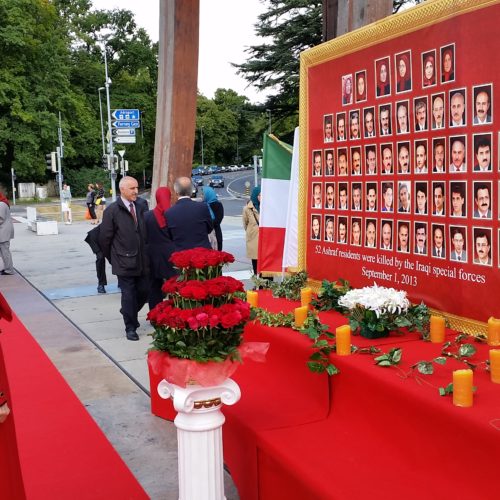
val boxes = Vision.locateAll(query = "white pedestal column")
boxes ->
[157,378,241,500]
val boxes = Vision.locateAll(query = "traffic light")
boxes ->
[45,152,56,172]
[113,154,119,170]
[102,154,110,169]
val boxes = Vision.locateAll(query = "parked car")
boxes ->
[191,182,198,198]
[191,167,203,176]
[209,174,224,188]
[193,175,204,186]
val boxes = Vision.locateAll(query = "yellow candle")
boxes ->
[452,369,473,408]
[429,315,446,343]
[336,325,351,356]
[300,287,312,307]
[487,317,500,346]
[246,290,258,307]
[294,306,308,327]
[489,349,500,384]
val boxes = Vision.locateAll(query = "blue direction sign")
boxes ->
[112,120,140,128]
[112,109,140,121]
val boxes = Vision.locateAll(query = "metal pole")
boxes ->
[58,113,64,222]
[103,46,116,201]
[201,126,204,167]
[10,168,16,205]
[253,155,258,189]
[98,87,106,155]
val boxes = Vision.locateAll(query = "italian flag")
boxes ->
[258,133,293,274]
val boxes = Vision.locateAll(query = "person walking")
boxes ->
[84,225,108,294]
[61,184,72,224]
[144,187,177,309]
[203,186,224,250]
[99,176,149,341]
[94,182,106,224]
[243,186,260,275]
[0,192,14,275]
[165,177,213,251]
[86,184,97,225]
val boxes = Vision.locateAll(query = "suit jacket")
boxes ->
[473,209,491,218]
[415,245,427,255]
[473,164,491,172]
[165,198,213,251]
[450,251,467,262]
[432,247,445,258]
[473,115,491,124]
[0,201,14,243]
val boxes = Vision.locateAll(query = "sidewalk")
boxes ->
[4,213,251,499]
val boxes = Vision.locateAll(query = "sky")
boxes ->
[91,0,269,104]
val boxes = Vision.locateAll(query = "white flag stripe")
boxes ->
[260,178,290,228]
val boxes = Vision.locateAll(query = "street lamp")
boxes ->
[266,109,272,134]
[98,87,106,155]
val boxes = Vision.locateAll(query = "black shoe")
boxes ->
[126,330,139,341]
[97,285,106,293]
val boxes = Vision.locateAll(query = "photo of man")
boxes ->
[349,110,360,140]
[432,182,445,216]
[397,221,410,253]
[381,144,393,174]
[381,182,394,212]
[396,101,409,134]
[324,216,335,242]
[337,217,348,244]
[473,229,492,266]
[398,181,411,213]
[312,183,322,209]
[379,104,392,136]
[450,182,466,217]
[351,183,362,211]
[414,97,428,131]
[397,142,410,174]
[473,134,492,172]
[414,140,428,174]
[450,89,466,127]
[431,93,445,129]
[351,147,362,175]
[365,219,377,248]
[336,113,346,141]
[449,136,466,172]
[324,149,335,176]
[338,183,348,210]
[432,224,446,259]
[351,218,362,246]
[450,226,467,262]
[311,215,321,240]
[473,182,492,219]
[363,107,376,138]
[325,183,335,209]
[415,182,428,215]
[414,222,428,255]
[432,138,446,173]
[366,183,377,212]
[380,220,393,250]
[365,145,377,175]
[473,85,492,125]
[324,114,333,143]
[312,150,322,176]
[337,148,348,176]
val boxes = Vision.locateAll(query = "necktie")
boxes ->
[437,250,441,258]
[457,255,461,261]
[129,202,137,225]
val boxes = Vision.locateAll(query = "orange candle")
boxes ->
[429,315,446,343]
[300,287,312,307]
[489,349,500,383]
[294,306,308,327]
[452,369,473,408]
[487,317,500,346]
[336,325,351,356]
[246,290,258,307]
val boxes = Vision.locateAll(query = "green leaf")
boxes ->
[417,361,434,375]
[307,361,325,373]
[458,344,476,358]
[438,383,454,396]
[326,364,340,376]
[390,348,402,364]
[377,360,392,367]
[433,357,447,365]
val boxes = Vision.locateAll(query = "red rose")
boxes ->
[196,312,209,327]
[187,316,199,329]
[220,310,242,329]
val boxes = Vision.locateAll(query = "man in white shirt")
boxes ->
[473,184,491,218]
[325,218,335,242]
[397,223,409,253]
[350,112,360,139]
[433,183,445,216]
[366,147,377,175]
[325,184,335,209]
[396,103,409,134]
[450,229,467,262]
[351,149,362,175]
[351,185,362,210]
[450,183,466,217]
[474,231,492,265]
[337,115,346,141]
[432,226,445,259]
[415,143,427,174]
[473,90,492,124]
[364,109,376,138]
[450,91,465,127]
[432,95,445,129]
[473,138,492,172]
[433,141,446,173]
[312,183,322,209]
[398,182,411,213]
[398,144,410,174]
[381,222,393,250]
[414,224,427,255]
[337,220,347,244]
[338,186,348,210]
[365,221,376,248]
[381,146,393,174]
[415,100,427,131]
[449,138,466,172]
[366,186,377,211]
[415,186,427,215]
[379,106,391,135]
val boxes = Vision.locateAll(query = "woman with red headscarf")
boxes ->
[144,187,177,309]
[376,59,390,97]
[0,192,14,275]
[422,53,435,87]
[396,53,411,92]
[441,47,454,83]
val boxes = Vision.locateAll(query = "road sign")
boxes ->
[112,128,136,136]
[112,120,140,128]
[112,109,140,121]
[114,136,136,144]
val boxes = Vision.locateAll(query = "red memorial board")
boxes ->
[299,0,499,331]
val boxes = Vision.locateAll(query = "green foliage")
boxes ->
[258,271,309,301]
[312,278,351,312]
[63,167,110,197]
[441,334,479,370]
[374,348,402,367]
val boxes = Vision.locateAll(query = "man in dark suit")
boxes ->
[99,176,149,341]
[165,177,213,251]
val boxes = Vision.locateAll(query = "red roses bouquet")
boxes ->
[147,248,267,387]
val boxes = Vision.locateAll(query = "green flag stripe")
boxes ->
[263,134,292,181]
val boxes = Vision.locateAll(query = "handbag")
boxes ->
[84,208,92,220]
[95,198,101,205]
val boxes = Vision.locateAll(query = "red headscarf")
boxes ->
[376,59,390,96]
[423,54,435,87]
[397,54,411,90]
[442,49,454,82]
[0,192,9,207]
[153,187,171,229]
